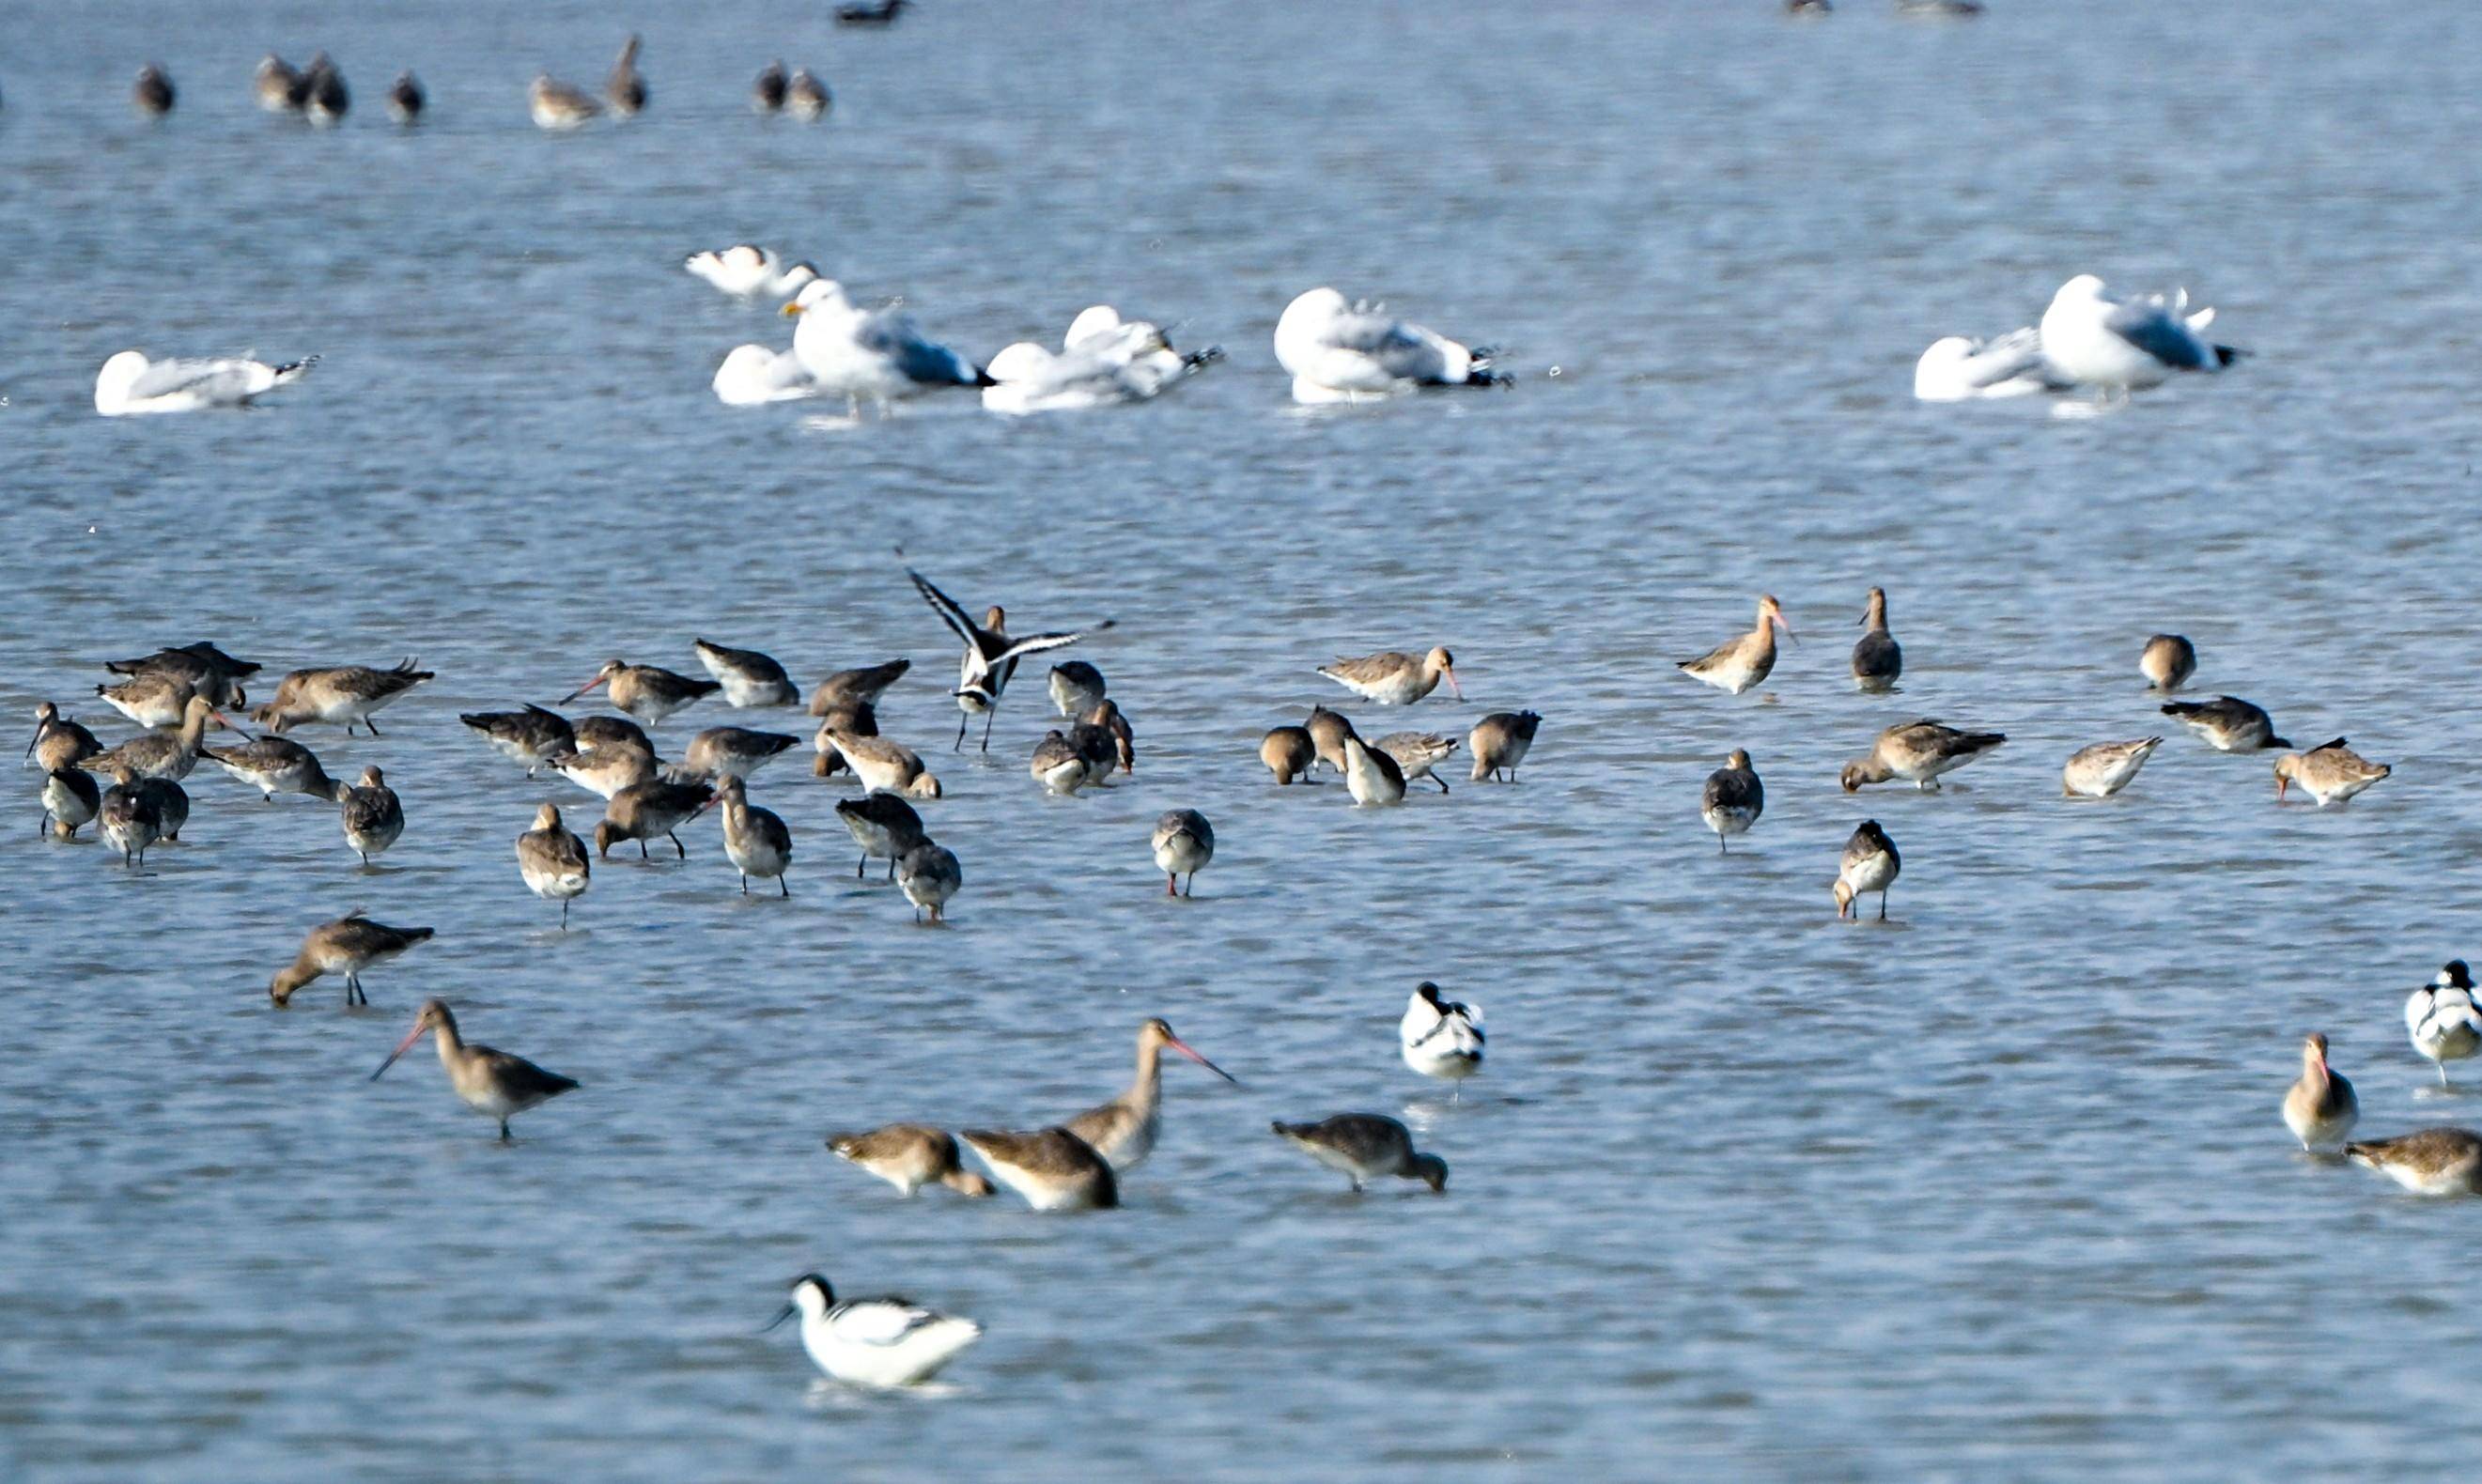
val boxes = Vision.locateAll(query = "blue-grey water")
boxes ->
[5,3,2481,1479]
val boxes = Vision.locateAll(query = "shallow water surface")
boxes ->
[5,3,2482,1480]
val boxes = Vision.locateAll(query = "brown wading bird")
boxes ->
[2140,633,2196,692]
[2273,738,2391,807]
[271,912,435,1007]
[958,1126,1119,1211]
[2344,1128,2482,1197]
[596,778,715,860]
[1319,645,1461,707]
[1261,725,1315,784]
[517,803,591,928]
[1834,820,1900,920]
[835,793,925,881]
[827,1124,995,1198]
[28,702,103,772]
[249,660,433,735]
[1271,1114,1447,1193]
[2062,737,2160,798]
[1063,1019,1239,1171]
[1150,811,1214,896]
[1467,710,1540,782]
[701,776,793,896]
[561,659,720,725]
[1699,750,1763,852]
[1678,596,1792,696]
[371,999,578,1142]
[339,765,405,865]
[1839,720,2005,792]
[1851,587,1901,691]
[2161,695,2287,752]
[691,639,798,707]
[2281,1032,2357,1153]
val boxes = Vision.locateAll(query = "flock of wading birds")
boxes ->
[25,568,2465,1382]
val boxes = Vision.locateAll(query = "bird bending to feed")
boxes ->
[1840,719,2005,791]
[2344,1129,2482,1197]
[786,69,830,120]
[1271,1114,1447,1193]
[1151,810,1214,896]
[340,765,405,865]
[529,72,600,130]
[1834,821,1900,920]
[106,642,258,703]
[2140,634,2196,692]
[1074,702,1131,777]
[255,54,302,112]
[830,731,941,798]
[606,35,645,116]
[29,702,104,772]
[684,245,820,300]
[96,350,316,415]
[461,704,574,776]
[547,740,656,799]
[1376,733,1457,794]
[517,803,591,929]
[1911,328,2066,401]
[682,726,799,782]
[99,766,167,866]
[2273,738,2390,806]
[250,660,433,735]
[752,61,788,114]
[907,568,1108,750]
[1468,710,1541,782]
[835,794,925,880]
[897,842,960,922]
[1401,982,1484,1091]
[562,659,721,725]
[690,639,798,708]
[1064,1018,1238,1171]
[43,767,101,841]
[201,734,345,803]
[1273,287,1504,404]
[2037,274,2242,398]
[828,1125,994,1198]
[1318,646,1460,706]
[959,1126,1119,1210]
[596,778,715,860]
[1031,731,1089,795]
[132,64,176,116]
[1305,705,1359,777]
[301,54,347,125]
[1679,595,1793,696]
[782,280,989,413]
[371,999,578,1142]
[387,71,424,124]
[811,658,910,715]
[2282,1033,2357,1152]
[2162,695,2288,752]
[700,776,793,896]
[76,694,231,782]
[94,671,208,729]
[1700,750,1764,852]
[982,306,1221,414]
[1342,734,1405,807]
[1261,725,1315,784]
[1851,588,1901,690]
[2062,737,2160,798]
[1049,661,1107,719]
[2406,962,2481,1088]
[766,1275,980,1390]
[271,912,434,1007]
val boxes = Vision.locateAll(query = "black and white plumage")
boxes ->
[1399,982,1484,1090]
[1273,287,1504,404]
[301,54,348,125]
[907,568,1109,751]
[2407,962,2482,1089]
[752,61,787,114]
[387,71,425,124]
[685,245,820,300]
[95,351,317,415]
[1699,750,1763,852]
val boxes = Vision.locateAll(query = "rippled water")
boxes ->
[7,3,2482,1479]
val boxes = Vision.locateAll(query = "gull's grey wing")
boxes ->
[2102,302,2211,370]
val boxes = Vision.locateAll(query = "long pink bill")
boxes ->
[1167,1035,1240,1086]
[370,1022,430,1081]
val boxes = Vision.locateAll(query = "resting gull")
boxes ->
[983,306,1222,415]
[711,345,819,407]
[2037,274,2242,396]
[1273,287,1505,405]
[781,279,988,412]
[96,351,317,416]
[1913,327,2069,401]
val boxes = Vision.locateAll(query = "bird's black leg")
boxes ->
[499,1121,512,1143]
[980,710,995,752]
[855,852,866,879]
[366,718,383,737]
[740,873,749,895]
[670,830,685,860]
[639,840,649,860]
[953,713,967,750]
[778,875,789,899]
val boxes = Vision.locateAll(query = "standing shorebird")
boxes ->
[2063,737,2161,798]
[897,842,961,923]
[562,660,721,726]
[907,568,1109,751]
[835,793,926,881]
[1376,732,1457,794]
[2406,961,2482,1088]
[1400,982,1484,1092]
[809,658,910,715]
[250,660,433,735]
[1678,595,1793,696]
[339,765,405,866]
[517,803,591,929]
[132,64,177,117]
[765,1275,982,1390]
[387,70,424,124]
[830,731,942,798]
[28,703,102,772]
[1318,646,1461,707]
[2273,738,2391,807]
[596,779,715,860]
[43,767,101,841]
[1063,1018,1238,1171]
[2162,695,2288,752]
[1834,821,1900,920]
[1341,734,1405,807]
[1699,750,1764,852]
[1840,719,2005,792]
[606,34,646,116]
[201,734,346,803]
[271,912,435,1007]
[692,639,799,708]
[1049,660,1107,718]
[2282,1033,2358,1152]
[1271,1114,1447,1193]
[99,767,166,865]
[530,72,601,129]
[95,671,208,729]
[371,999,578,1142]
[1851,588,1901,691]
[1079,700,1134,775]
[682,726,800,782]
[256,54,302,112]
[827,1125,995,1198]
[1261,725,1315,784]
[1467,710,1541,783]
[76,694,230,781]
[752,60,788,114]
[2141,634,2196,692]
[460,703,575,776]
[1150,810,1215,896]
[959,1126,1120,1210]
[702,776,793,896]
[2344,1129,2482,1197]
[786,69,831,120]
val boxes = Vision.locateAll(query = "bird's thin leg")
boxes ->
[855,852,866,879]
[953,712,967,750]
[366,718,383,738]
[980,709,995,752]
[499,1121,512,1143]
[560,900,570,931]
[740,873,750,895]
[1165,873,1177,897]
[1879,891,1889,921]
[1717,835,1727,856]
[885,858,896,882]
[639,840,649,860]
[778,875,789,899]
[1433,776,1450,794]
[669,830,685,860]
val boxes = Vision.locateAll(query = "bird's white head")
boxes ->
[1274,286,1349,369]
[2053,273,2108,308]
[1064,304,1125,349]
[983,342,1052,384]
[95,350,150,404]
[782,279,850,317]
